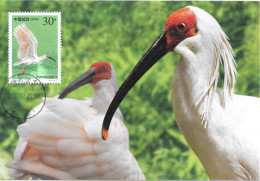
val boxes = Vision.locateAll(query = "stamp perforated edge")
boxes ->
[8,12,62,84]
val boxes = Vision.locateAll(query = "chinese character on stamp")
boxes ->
[8,12,61,84]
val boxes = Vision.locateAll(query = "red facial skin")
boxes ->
[164,8,198,51]
[90,62,112,84]
[46,55,49,58]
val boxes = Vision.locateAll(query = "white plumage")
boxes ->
[13,23,56,75]
[171,6,259,179]
[14,24,38,61]
[6,62,145,180]
[101,6,260,180]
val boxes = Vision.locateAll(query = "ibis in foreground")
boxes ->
[6,62,145,180]
[13,23,56,76]
[102,6,260,180]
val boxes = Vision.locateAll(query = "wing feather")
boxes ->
[14,137,28,161]
[6,161,76,180]
[6,97,145,180]
[56,139,94,156]
[13,23,38,59]
[14,25,29,59]
[41,155,96,168]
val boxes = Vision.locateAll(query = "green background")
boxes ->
[0,1,259,180]
[11,14,58,79]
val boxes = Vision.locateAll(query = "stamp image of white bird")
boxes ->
[13,23,56,76]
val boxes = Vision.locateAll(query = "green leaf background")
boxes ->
[0,1,259,180]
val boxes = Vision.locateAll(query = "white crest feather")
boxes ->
[189,6,237,108]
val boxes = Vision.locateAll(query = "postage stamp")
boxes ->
[8,12,61,84]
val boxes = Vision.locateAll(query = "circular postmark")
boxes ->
[0,74,46,119]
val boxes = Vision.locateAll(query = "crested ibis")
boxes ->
[102,6,260,180]
[13,23,56,76]
[6,62,145,180]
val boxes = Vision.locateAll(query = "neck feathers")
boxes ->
[92,81,117,111]
[38,55,46,63]
[173,6,237,126]
[91,69,124,121]
[188,6,237,105]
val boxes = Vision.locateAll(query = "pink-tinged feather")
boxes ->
[13,24,38,60]
[14,26,30,55]
[7,61,145,180]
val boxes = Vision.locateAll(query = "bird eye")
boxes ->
[102,66,107,71]
[177,23,185,29]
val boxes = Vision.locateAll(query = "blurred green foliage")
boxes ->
[0,1,259,180]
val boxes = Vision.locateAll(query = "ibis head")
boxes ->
[45,55,56,62]
[58,62,113,99]
[101,7,200,140]
[164,7,198,51]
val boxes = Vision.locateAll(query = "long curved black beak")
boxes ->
[48,57,56,62]
[102,30,169,140]
[58,69,96,99]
